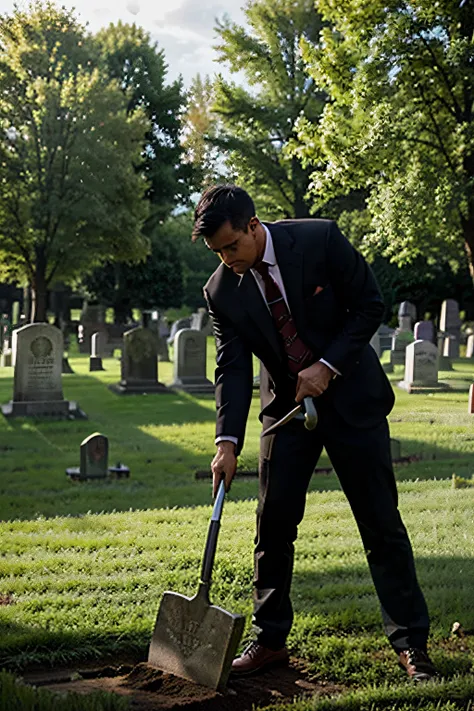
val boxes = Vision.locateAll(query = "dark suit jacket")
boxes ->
[203,219,395,455]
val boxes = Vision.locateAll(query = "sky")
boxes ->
[0,0,248,86]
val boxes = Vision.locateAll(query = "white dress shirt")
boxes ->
[215,224,339,447]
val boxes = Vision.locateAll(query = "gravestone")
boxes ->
[443,334,459,358]
[109,326,168,395]
[440,299,461,357]
[398,301,416,331]
[370,331,381,358]
[378,324,395,353]
[398,340,448,393]
[80,433,109,479]
[89,332,105,372]
[390,330,414,367]
[167,317,192,346]
[1,338,12,367]
[1,323,85,418]
[171,329,214,393]
[466,334,474,359]
[78,302,107,354]
[191,309,214,336]
[414,321,436,344]
[66,432,130,480]
[469,384,474,415]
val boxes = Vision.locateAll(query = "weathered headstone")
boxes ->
[1,323,85,418]
[171,329,214,393]
[469,384,474,415]
[167,317,192,346]
[109,326,168,394]
[378,324,395,353]
[398,340,448,393]
[390,330,414,366]
[89,332,105,372]
[414,321,436,344]
[466,334,474,359]
[66,432,130,480]
[440,299,461,357]
[80,433,109,479]
[443,334,459,358]
[398,301,416,331]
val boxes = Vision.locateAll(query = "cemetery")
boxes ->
[1,1,474,710]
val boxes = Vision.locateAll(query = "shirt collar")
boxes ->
[261,223,276,267]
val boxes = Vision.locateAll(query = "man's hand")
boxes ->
[211,441,237,497]
[296,361,334,402]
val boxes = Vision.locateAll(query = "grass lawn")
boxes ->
[1,340,474,710]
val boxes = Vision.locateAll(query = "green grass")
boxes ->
[0,669,128,710]
[1,342,474,709]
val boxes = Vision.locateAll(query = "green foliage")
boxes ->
[181,74,224,189]
[95,21,192,231]
[294,0,474,275]
[165,212,218,309]
[83,223,183,316]
[212,0,327,218]
[0,1,149,320]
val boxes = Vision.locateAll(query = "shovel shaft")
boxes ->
[200,479,225,586]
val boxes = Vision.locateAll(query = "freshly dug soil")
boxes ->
[23,658,342,711]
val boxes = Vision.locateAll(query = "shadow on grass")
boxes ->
[1,355,474,518]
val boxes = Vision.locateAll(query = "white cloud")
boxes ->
[0,0,248,85]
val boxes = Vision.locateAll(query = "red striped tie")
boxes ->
[254,262,313,374]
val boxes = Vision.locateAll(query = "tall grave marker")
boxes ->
[171,329,214,393]
[1,323,85,418]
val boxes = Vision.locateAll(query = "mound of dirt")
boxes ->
[24,658,342,711]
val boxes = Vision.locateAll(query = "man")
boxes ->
[193,184,436,682]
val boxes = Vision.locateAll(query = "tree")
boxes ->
[95,21,192,232]
[83,226,183,322]
[294,0,474,279]
[212,0,326,219]
[0,2,149,322]
[181,74,223,189]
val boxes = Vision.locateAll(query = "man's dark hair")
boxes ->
[192,184,255,242]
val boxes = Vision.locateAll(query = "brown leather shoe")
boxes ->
[399,648,437,681]
[231,642,289,676]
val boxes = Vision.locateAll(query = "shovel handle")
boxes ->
[303,397,318,430]
[200,479,225,586]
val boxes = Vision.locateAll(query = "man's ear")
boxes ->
[249,217,259,232]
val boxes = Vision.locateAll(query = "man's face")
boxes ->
[204,218,262,274]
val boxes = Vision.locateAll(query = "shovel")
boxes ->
[148,479,245,691]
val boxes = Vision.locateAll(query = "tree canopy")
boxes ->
[294,0,474,277]
[0,2,149,321]
[211,0,327,218]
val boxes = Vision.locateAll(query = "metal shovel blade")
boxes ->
[147,481,245,691]
[148,587,245,691]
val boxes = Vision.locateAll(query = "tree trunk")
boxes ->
[31,254,48,322]
[291,157,310,218]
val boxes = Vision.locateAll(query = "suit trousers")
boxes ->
[254,394,430,653]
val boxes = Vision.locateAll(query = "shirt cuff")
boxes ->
[215,436,239,447]
[319,358,341,377]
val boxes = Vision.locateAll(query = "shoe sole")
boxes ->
[230,656,290,677]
